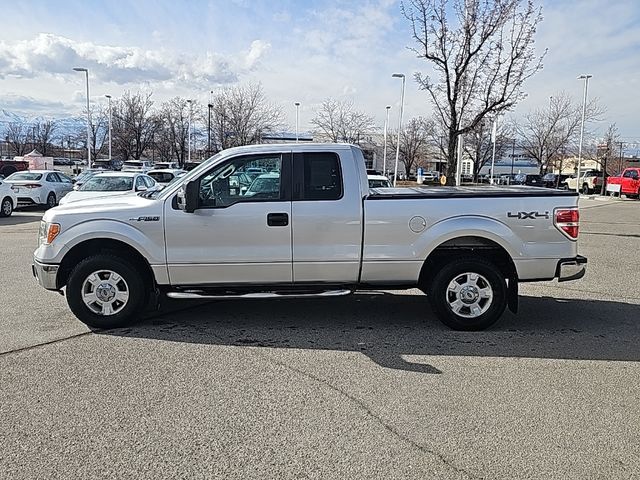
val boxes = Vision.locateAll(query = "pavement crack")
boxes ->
[257,353,483,480]
[582,231,640,239]
[0,331,94,357]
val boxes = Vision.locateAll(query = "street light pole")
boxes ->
[392,73,405,187]
[576,74,592,193]
[187,99,193,164]
[382,105,391,177]
[208,90,212,158]
[294,102,300,143]
[73,67,91,168]
[490,117,498,184]
[105,95,112,161]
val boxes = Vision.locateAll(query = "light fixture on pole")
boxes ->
[187,99,193,164]
[105,95,112,161]
[391,73,406,187]
[294,102,300,143]
[73,67,91,168]
[383,105,391,177]
[576,74,592,193]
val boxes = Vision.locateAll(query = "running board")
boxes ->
[166,289,353,300]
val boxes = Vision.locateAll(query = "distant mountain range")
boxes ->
[0,109,86,138]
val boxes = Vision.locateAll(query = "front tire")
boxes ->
[66,254,146,329]
[0,197,13,217]
[427,257,507,331]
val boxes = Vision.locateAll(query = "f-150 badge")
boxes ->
[507,211,550,220]
[128,216,160,222]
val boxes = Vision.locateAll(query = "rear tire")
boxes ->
[66,254,147,329]
[46,192,56,209]
[0,197,13,217]
[427,257,507,331]
[582,184,591,195]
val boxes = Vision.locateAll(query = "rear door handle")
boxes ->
[267,212,289,227]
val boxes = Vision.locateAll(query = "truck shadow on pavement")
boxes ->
[102,293,640,374]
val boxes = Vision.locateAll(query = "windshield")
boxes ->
[123,161,143,168]
[246,176,280,196]
[369,179,391,188]
[75,170,101,182]
[148,172,176,183]
[7,172,43,181]
[156,151,225,201]
[80,176,133,191]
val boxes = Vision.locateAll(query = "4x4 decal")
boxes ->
[507,211,550,220]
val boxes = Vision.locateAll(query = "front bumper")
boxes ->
[32,258,60,290]
[556,255,587,282]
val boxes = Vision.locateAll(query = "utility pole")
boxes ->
[618,141,625,173]
[510,138,516,180]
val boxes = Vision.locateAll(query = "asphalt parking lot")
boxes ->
[1,198,638,480]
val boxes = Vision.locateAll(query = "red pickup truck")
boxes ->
[0,158,29,178]
[606,168,640,198]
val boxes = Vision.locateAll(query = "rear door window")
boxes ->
[296,152,343,201]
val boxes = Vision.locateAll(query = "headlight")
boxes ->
[38,221,61,245]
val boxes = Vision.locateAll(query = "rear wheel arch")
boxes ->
[419,236,518,313]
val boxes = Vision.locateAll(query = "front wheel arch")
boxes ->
[57,238,155,292]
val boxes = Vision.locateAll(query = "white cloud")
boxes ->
[0,33,269,87]
[243,40,271,70]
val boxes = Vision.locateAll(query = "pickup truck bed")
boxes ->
[369,185,577,198]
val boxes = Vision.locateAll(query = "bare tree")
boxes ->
[5,122,30,156]
[112,91,159,160]
[210,83,283,150]
[517,92,604,173]
[157,97,197,166]
[403,0,545,184]
[464,119,512,180]
[32,120,58,156]
[388,117,433,176]
[89,106,109,160]
[598,123,620,178]
[311,99,375,144]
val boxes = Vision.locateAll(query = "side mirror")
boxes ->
[177,180,199,213]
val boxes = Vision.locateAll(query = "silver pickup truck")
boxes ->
[33,144,586,331]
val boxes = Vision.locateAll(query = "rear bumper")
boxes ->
[32,258,59,290]
[556,255,587,282]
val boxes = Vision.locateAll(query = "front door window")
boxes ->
[199,155,283,208]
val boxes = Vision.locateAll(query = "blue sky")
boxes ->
[0,0,639,144]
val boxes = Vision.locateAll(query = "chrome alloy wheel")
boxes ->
[81,270,130,316]
[446,272,493,318]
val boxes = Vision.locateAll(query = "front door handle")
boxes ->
[267,212,289,227]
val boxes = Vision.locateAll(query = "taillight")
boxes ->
[24,184,42,189]
[555,208,579,240]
